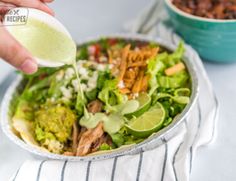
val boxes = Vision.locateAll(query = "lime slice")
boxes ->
[126,102,165,138]
[125,93,151,118]
[4,8,76,67]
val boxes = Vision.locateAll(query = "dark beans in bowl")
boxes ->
[172,0,236,19]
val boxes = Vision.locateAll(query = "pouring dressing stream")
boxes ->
[3,7,85,101]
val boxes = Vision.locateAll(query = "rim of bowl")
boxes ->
[0,33,199,161]
[165,0,236,23]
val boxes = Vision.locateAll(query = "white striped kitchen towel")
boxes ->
[10,1,219,181]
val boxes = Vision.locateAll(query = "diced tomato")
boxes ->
[94,44,101,57]
[88,44,101,62]
[108,38,118,46]
[88,44,100,55]
[88,45,96,55]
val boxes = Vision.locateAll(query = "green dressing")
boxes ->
[9,18,77,64]
[9,17,85,106]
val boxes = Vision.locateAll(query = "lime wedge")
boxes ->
[125,93,151,119]
[126,102,165,138]
[4,8,76,67]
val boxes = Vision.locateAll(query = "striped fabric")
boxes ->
[11,1,219,181]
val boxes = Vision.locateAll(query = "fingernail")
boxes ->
[20,59,38,74]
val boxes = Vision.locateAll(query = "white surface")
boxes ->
[0,0,235,180]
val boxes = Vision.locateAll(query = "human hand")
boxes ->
[0,0,54,74]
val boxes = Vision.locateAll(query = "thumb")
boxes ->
[0,25,38,74]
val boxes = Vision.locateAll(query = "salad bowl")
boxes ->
[1,34,198,161]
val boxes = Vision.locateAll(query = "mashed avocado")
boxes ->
[34,105,76,150]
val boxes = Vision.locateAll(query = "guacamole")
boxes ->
[34,105,76,145]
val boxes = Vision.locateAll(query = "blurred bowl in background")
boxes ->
[164,0,236,63]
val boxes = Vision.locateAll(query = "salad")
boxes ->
[12,38,191,156]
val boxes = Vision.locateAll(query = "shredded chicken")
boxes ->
[63,151,75,156]
[78,127,87,142]
[76,122,104,156]
[72,121,79,154]
[87,99,103,114]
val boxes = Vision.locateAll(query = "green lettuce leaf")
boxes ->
[99,143,112,151]
[166,41,185,66]
[110,133,125,147]
[85,88,98,102]
[75,92,87,117]
[97,71,111,90]
[152,91,190,105]
[98,79,127,113]
[146,42,186,95]
[110,127,144,147]
[76,46,88,60]
[147,53,166,95]
[14,99,35,121]
[157,71,189,89]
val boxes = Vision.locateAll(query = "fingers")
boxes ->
[0,1,16,7]
[0,25,38,74]
[0,3,13,21]
[41,0,54,3]
[0,0,54,74]
[0,1,16,17]
[1,0,54,16]
[36,2,54,16]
